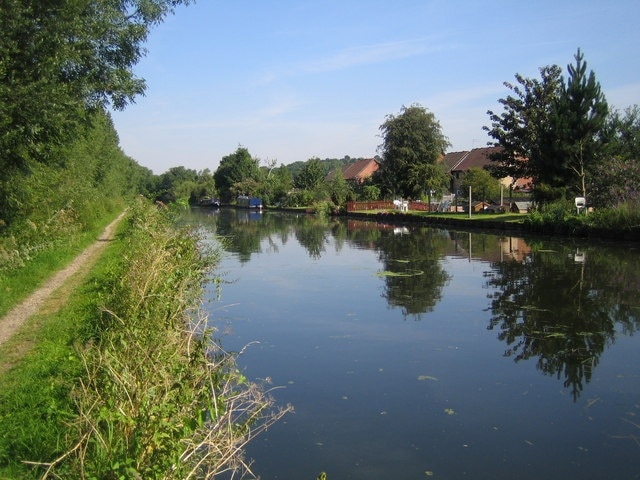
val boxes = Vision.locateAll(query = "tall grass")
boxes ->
[0,198,290,479]
[524,199,640,235]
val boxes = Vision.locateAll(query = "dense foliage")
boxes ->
[0,0,191,173]
[213,147,262,202]
[460,167,501,201]
[588,106,640,207]
[1,0,193,268]
[150,166,217,205]
[484,65,562,190]
[294,158,327,191]
[484,49,638,208]
[0,109,152,271]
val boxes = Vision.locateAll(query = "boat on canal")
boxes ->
[236,195,262,210]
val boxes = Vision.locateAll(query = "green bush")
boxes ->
[311,200,335,217]
[524,199,578,233]
[284,189,313,207]
[585,201,640,230]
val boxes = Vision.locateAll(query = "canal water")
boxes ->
[190,208,640,480]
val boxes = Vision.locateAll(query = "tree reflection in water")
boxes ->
[373,227,451,318]
[485,241,640,400]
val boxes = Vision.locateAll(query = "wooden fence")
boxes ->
[347,201,434,212]
[346,201,393,211]
[408,201,431,211]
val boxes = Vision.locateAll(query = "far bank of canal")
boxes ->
[343,209,640,241]
[190,207,640,480]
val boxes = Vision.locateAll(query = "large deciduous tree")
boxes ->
[376,104,450,199]
[407,162,450,204]
[484,65,562,188]
[0,0,191,172]
[213,147,262,201]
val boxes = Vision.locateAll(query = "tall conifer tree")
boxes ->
[549,49,609,200]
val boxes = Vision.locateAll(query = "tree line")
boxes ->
[164,50,638,214]
[152,150,380,210]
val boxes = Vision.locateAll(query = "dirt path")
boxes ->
[0,211,126,348]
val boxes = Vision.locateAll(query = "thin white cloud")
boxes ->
[302,37,445,73]
[253,36,451,85]
[115,98,304,137]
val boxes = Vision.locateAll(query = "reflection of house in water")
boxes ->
[498,236,531,262]
[447,231,532,263]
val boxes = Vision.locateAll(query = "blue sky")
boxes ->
[111,0,640,174]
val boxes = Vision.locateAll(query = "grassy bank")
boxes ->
[0,199,289,479]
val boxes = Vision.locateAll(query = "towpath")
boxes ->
[0,211,126,351]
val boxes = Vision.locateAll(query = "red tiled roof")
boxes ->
[512,177,532,191]
[439,151,469,171]
[332,158,379,182]
[448,147,502,172]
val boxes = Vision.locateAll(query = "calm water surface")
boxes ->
[190,208,640,480]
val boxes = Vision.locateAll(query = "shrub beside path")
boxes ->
[0,211,126,348]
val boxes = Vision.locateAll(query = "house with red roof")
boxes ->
[328,158,379,184]
[440,146,532,195]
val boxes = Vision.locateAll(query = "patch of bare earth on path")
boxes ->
[0,212,126,371]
